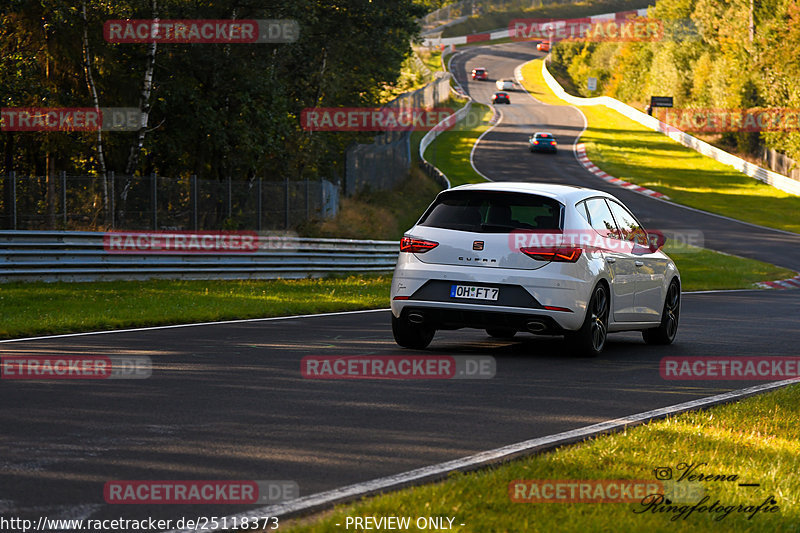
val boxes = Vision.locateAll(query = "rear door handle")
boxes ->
[606,257,616,264]
[635,260,644,267]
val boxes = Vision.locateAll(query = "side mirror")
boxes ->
[647,230,667,253]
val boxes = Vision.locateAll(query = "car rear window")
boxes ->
[418,191,563,233]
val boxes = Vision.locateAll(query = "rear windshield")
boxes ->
[418,191,564,233]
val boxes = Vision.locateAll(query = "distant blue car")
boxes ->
[529,131,557,153]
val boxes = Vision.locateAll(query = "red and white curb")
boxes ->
[575,143,669,200]
[756,274,800,290]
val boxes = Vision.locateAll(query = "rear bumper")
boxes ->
[390,258,593,331]
[397,305,567,335]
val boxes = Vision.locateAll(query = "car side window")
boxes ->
[584,198,620,239]
[607,200,647,245]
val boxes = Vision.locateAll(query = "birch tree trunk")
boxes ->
[81,1,109,228]
[120,0,158,226]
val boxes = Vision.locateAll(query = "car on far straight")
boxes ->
[492,91,510,105]
[529,132,557,153]
[495,79,514,91]
[390,182,680,356]
[537,41,550,52]
[471,67,489,81]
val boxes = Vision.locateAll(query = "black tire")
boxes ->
[565,283,610,356]
[643,279,680,345]
[486,328,517,339]
[392,315,435,349]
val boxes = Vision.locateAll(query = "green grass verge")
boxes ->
[423,103,494,187]
[519,59,800,234]
[0,244,790,340]
[282,383,800,532]
[0,276,390,340]
[665,244,794,291]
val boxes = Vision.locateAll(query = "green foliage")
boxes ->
[0,0,427,182]
[548,0,800,160]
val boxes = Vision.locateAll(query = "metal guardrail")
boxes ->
[0,231,399,282]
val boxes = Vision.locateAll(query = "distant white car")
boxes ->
[495,79,514,91]
[390,182,680,355]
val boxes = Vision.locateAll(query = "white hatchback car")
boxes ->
[390,182,680,355]
[496,79,514,91]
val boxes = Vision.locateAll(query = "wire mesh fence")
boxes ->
[344,74,453,196]
[0,173,338,231]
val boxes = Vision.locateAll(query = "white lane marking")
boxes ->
[683,288,769,294]
[166,379,799,533]
[470,105,502,182]
[0,308,390,344]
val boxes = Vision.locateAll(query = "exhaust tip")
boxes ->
[408,312,425,325]
[526,321,546,333]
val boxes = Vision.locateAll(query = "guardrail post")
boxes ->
[191,174,198,230]
[257,177,262,231]
[10,171,16,230]
[151,172,157,230]
[61,171,67,229]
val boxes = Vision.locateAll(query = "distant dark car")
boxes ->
[471,68,489,80]
[492,92,510,105]
[537,41,550,52]
[529,132,557,153]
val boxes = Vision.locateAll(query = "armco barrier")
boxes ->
[0,231,398,282]
[417,52,475,190]
[539,60,800,197]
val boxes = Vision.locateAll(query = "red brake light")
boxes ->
[533,140,539,144]
[544,305,573,312]
[400,237,438,253]
[520,246,582,263]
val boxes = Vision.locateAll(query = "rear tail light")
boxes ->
[400,237,438,253]
[533,140,539,144]
[520,246,582,263]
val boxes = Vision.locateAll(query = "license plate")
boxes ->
[450,285,499,301]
